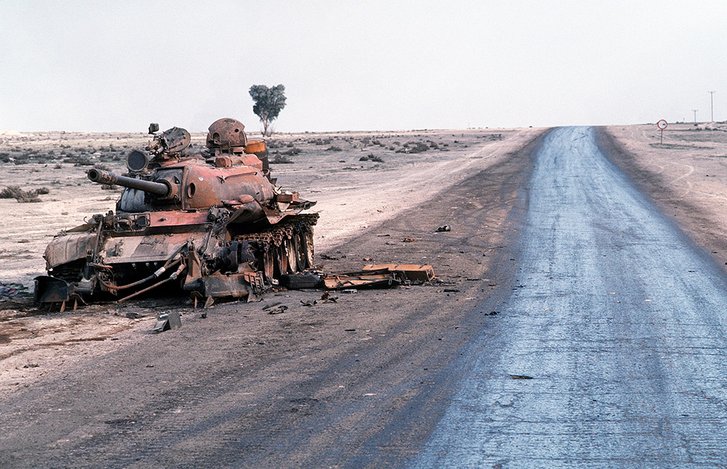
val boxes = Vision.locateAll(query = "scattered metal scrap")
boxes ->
[282,264,435,291]
[322,269,401,290]
[361,264,435,284]
[153,311,182,333]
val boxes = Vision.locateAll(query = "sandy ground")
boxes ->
[602,123,727,270]
[0,127,539,396]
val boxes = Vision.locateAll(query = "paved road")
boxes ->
[414,127,727,467]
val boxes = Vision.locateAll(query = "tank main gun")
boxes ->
[87,168,170,197]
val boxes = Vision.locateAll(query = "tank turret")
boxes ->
[35,118,318,309]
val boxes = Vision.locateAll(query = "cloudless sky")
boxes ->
[1,0,726,132]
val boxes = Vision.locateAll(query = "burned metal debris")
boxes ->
[153,311,182,333]
[35,118,318,310]
[283,264,435,291]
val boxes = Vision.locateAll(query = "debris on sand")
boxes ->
[278,264,435,291]
[322,264,435,290]
[361,264,435,283]
[153,311,182,333]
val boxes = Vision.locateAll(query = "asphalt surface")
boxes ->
[413,127,727,467]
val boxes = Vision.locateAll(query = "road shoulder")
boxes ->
[596,126,727,273]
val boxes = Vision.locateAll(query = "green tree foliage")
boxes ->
[249,84,287,137]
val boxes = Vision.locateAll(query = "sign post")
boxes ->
[657,119,668,144]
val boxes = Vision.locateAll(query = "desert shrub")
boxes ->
[270,154,294,164]
[64,153,94,166]
[0,186,24,199]
[281,147,301,156]
[13,156,30,165]
[395,141,429,154]
[359,154,384,163]
[0,186,41,203]
[0,185,48,202]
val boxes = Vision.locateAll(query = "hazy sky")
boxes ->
[1,1,726,132]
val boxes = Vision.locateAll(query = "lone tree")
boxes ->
[249,84,287,137]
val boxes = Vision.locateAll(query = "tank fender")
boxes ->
[44,231,97,269]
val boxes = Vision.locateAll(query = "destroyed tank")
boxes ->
[36,118,318,309]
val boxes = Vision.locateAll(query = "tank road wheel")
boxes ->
[263,247,275,283]
[292,233,305,271]
[275,243,289,276]
[286,236,298,273]
[300,229,314,269]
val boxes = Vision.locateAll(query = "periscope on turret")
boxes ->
[35,118,318,310]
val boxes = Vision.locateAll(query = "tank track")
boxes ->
[233,213,319,282]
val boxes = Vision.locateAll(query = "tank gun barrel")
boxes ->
[87,169,169,197]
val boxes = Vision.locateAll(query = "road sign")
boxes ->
[656,119,668,144]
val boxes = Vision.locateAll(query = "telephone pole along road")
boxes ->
[414,127,727,467]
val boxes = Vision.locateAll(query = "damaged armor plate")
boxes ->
[37,118,318,309]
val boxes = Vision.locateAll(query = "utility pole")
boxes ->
[708,90,716,122]
[692,109,698,123]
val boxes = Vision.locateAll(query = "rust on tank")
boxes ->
[36,118,318,309]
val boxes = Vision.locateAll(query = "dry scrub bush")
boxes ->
[0,185,48,203]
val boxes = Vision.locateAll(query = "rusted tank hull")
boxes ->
[39,211,317,307]
[36,118,318,308]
